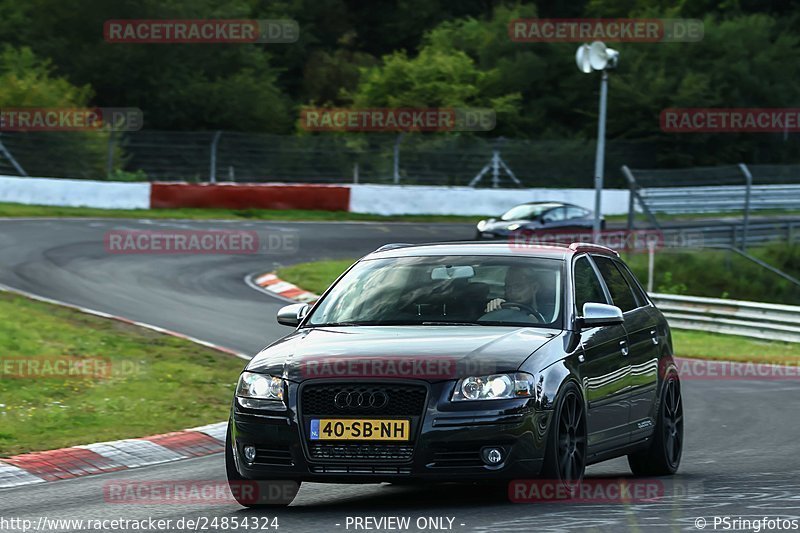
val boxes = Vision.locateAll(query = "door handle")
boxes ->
[619,340,629,356]
[650,329,659,345]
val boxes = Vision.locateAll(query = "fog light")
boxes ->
[243,445,257,463]
[481,447,504,465]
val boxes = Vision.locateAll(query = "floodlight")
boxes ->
[575,44,592,74]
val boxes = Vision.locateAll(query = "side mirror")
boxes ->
[579,302,623,328]
[276,303,309,327]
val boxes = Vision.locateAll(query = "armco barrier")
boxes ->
[0,176,632,215]
[650,293,800,343]
[0,175,150,209]
[150,182,351,211]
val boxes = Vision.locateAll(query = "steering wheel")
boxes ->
[500,302,546,323]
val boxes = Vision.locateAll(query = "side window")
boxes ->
[542,207,566,223]
[573,256,607,316]
[593,256,639,312]
[566,206,587,219]
[616,261,650,306]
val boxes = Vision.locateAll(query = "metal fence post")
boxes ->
[647,240,656,293]
[622,165,636,231]
[209,131,222,183]
[106,130,116,179]
[393,133,404,184]
[738,163,753,251]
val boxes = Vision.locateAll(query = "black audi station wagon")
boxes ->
[226,242,683,506]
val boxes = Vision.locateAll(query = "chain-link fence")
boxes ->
[623,163,800,251]
[0,130,658,188]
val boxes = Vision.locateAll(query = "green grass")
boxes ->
[621,243,800,305]
[277,259,355,295]
[0,291,246,456]
[672,330,800,366]
[0,202,480,223]
[277,258,799,365]
[5,201,798,225]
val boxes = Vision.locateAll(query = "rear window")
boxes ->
[573,256,608,315]
[592,256,639,312]
[616,261,650,307]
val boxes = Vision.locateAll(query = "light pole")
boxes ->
[576,41,619,243]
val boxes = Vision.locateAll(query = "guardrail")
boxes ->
[649,293,800,343]
[655,221,800,249]
[638,184,800,214]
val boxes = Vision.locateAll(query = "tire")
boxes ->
[225,422,300,507]
[540,382,587,487]
[628,374,683,476]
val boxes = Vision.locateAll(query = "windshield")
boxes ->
[306,255,564,328]
[500,204,560,221]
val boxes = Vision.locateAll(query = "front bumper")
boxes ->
[230,379,552,483]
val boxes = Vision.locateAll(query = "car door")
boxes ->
[615,260,662,441]
[592,256,660,442]
[572,255,630,451]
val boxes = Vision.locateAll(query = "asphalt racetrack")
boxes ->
[1,218,798,532]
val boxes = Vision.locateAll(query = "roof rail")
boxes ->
[373,243,414,252]
[568,242,620,257]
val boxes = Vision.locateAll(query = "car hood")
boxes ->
[246,326,559,382]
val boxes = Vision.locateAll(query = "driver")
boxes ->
[484,266,544,320]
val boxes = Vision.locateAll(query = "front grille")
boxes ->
[253,446,293,466]
[310,464,412,475]
[309,443,413,462]
[301,383,427,416]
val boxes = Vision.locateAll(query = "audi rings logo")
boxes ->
[334,391,389,409]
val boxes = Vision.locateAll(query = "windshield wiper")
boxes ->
[308,322,365,327]
[421,321,484,326]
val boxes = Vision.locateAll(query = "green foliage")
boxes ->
[0,0,799,165]
[0,46,116,179]
[622,244,800,304]
[655,271,689,295]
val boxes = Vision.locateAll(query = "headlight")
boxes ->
[236,372,284,402]
[507,223,520,231]
[476,220,487,231]
[451,372,535,401]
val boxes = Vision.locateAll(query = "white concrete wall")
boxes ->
[0,175,151,209]
[349,184,630,216]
